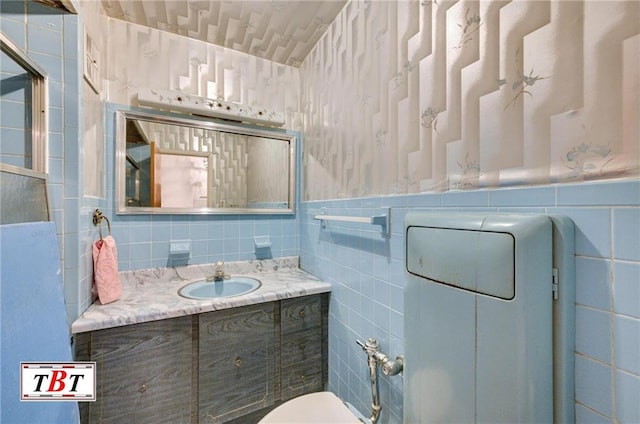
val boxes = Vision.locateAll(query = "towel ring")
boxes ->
[92,209,111,240]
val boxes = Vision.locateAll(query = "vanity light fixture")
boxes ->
[137,87,285,127]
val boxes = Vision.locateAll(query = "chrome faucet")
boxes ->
[206,261,227,282]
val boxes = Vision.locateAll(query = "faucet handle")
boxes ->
[356,338,379,353]
[211,261,226,281]
[215,261,224,272]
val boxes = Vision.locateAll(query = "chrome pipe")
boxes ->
[357,338,382,424]
[356,337,404,423]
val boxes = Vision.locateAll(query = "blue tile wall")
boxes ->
[1,3,81,326]
[575,257,611,310]
[0,17,26,50]
[27,24,63,57]
[614,209,640,261]
[575,355,613,417]
[576,307,611,364]
[300,178,640,424]
[615,315,640,376]
[614,261,640,319]
[616,370,640,423]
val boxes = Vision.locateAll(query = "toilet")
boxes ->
[258,391,368,423]
[262,212,575,424]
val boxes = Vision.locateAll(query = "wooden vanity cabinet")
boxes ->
[198,303,275,423]
[75,316,193,424]
[75,294,328,424]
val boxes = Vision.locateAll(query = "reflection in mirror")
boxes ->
[116,110,295,214]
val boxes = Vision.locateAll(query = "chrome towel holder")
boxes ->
[92,209,111,240]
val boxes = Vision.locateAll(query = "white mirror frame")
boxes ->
[115,109,297,215]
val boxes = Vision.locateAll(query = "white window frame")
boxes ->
[1,32,48,173]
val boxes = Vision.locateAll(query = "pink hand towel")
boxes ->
[92,235,122,304]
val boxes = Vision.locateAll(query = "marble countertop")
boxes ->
[71,257,331,334]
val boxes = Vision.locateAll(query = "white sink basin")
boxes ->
[178,276,261,300]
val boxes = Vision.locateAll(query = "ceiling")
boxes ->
[101,0,347,67]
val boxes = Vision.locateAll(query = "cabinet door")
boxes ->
[281,327,323,399]
[85,316,193,424]
[199,303,275,424]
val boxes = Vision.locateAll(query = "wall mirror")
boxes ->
[115,110,296,215]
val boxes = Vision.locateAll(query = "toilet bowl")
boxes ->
[258,392,368,424]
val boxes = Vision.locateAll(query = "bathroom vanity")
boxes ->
[72,258,330,424]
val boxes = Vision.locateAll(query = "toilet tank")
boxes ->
[403,212,574,424]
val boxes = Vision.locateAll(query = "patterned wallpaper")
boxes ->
[300,0,640,200]
[105,17,302,130]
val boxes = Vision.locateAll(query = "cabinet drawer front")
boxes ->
[281,296,321,334]
[281,327,322,367]
[281,362,323,401]
[200,303,274,343]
